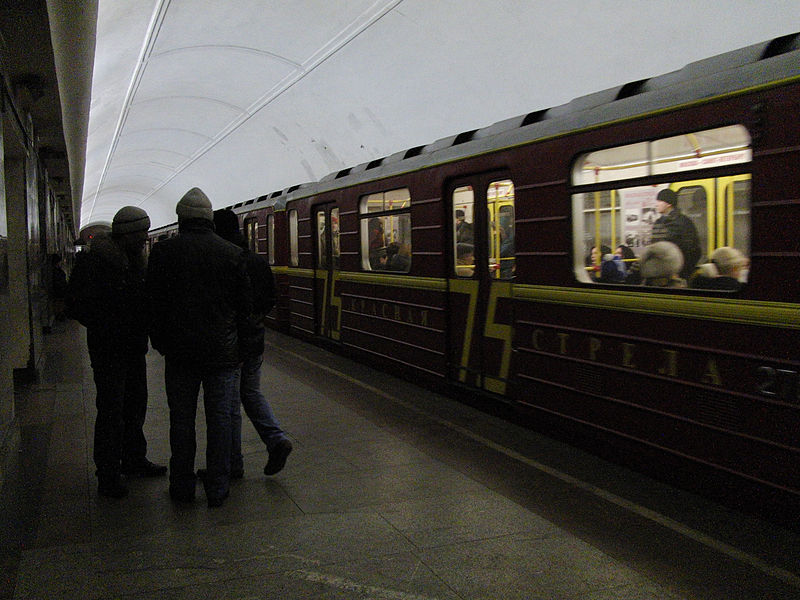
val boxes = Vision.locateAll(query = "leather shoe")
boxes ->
[122,459,167,478]
[264,439,293,476]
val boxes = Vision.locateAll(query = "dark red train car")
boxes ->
[157,34,800,524]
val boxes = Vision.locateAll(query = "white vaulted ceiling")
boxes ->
[78,0,800,230]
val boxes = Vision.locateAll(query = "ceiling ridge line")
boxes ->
[131,94,246,114]
[137,0,406,208]
[85,0,172,222]
[150,44,303,69]
[122,127,214,141]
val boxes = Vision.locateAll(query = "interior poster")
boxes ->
[618,186,662,256]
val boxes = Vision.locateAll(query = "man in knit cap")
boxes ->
[147,188,251,507]
[66,206,167,499]
[650,188,701,280]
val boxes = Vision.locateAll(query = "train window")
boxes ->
[572,125,751,290]
[244,217,257,253]
[573,142,649,184]
[488,180,515,280]
[730,178,751,252]
[316,212,327,269]
[331,208,340,269]
[267,214,275,265]
[360,188,411,272]
[651,126,751,175]
[288,209,298,267]
[453,185,475,277]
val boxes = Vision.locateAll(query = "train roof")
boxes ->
[280,32,799,204]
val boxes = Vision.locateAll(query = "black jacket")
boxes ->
[65,234,149,366]
[146,219,251,369]
[239,250,276,358]
[651,209,701,279]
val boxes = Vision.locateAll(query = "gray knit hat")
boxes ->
[176,187,213,221]
[639,241,683,279]
[112,206,150,235]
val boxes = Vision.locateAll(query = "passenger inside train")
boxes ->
[691,246,749,291]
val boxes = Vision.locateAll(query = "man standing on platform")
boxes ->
[66,206,167,499]
[147,188,250,508]
[211,209,293,479]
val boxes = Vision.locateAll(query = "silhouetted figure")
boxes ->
[147,188,250,508]
[66,206,166,499]
[210,208,293,480]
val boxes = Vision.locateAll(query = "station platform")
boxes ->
[2,318,799,599]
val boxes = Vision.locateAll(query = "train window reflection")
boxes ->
[288,209,298,267]
[331,208,340,269]
[453,185,475,277]
[244,217,257,253]
[573,125,751,185]
[360,188,411,272]
[267,214,275,265]
[488,180,514,280]
[317,212,327,269]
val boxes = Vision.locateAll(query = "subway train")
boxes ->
[149,33,800,523]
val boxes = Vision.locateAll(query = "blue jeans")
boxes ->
[230,354,288,472]
[165,358,238,500]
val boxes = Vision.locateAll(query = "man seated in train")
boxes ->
[639,241,687,288]
[691,246,748,291]
[456,242,475,277]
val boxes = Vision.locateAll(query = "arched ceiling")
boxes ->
[77,0,800,231]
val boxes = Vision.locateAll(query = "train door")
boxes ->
[312,203,341,340]
[447,175,515,395]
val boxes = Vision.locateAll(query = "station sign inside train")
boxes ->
[527,328,799,405]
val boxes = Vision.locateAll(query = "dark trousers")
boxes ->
[165,358,237,500]
[92,353,148,480]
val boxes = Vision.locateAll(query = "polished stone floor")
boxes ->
[2,319,799,599]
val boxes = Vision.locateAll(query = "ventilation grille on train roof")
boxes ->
[761,32,800,59]
[453,129,477,145]
[616,78,649,100]
[521,109,548,127]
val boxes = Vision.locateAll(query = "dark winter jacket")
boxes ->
[146,219,251,369]
[238,249,276,358]
[65,234,149,366]
[651,209,701,279]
